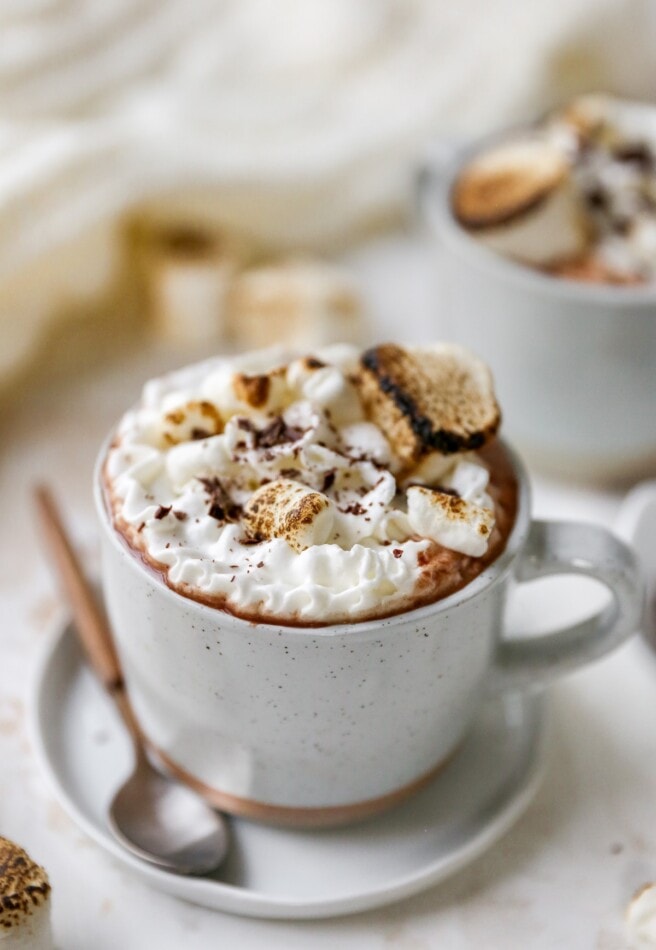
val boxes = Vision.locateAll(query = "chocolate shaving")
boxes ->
[611,217,632,236]
[613,142,653,169]
[584,186,608,211]
[280,467,301,479]
[198,477,243,523]
[340,502,366,516]
[173,510,188,521]
[154,505,172,520]
[256,417,305,449]
[392,549,403,558]
[322,471,336,492]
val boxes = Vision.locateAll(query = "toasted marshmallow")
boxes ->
[356,342,500,467]
[243,478,334,552]
[627,882,656,948]
[202,362,292,418]
[155,399,224,447]
[229,259,365,350]
[142,226,239,346]
[453,137,587,265]
[406,485,494,557]
[0,837,53,949]
[232,367,292,413]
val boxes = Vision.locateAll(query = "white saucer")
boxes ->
[31,623,547,920]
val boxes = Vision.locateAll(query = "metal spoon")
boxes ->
[34,485,230,875]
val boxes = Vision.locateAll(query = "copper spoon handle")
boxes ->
[33,485,142,743]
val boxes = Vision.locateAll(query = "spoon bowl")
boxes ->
[108,750,229,875]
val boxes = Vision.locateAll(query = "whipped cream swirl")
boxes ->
[105,344,499,623]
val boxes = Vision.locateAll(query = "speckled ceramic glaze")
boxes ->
[419,142,656,482]
[94,440,641,823]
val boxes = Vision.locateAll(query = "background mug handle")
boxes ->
[488,520,643,693]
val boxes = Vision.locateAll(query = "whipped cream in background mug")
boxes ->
[96,342,641,823]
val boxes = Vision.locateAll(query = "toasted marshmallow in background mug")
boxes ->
[452,137,588,266]
[0,837,53,950]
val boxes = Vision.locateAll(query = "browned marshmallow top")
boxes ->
[358,343,500,466]
[452,138,569,229]
[0,837,50,934]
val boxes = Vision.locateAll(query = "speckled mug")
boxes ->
[418,138,656,482]
[94,441,641,827]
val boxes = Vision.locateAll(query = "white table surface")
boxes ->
[2,234,655,949]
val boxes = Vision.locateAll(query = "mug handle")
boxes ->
[488,520,643,693]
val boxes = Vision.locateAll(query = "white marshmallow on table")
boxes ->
[0,837,53,949]
[454,137,587,266]
[406,485,495,557]
[243,478,334,552]
[142,227,239,346]
[228,258,365,350]
[626,882,656,948]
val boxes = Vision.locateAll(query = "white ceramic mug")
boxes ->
[418,140,656,482]
[95,440,641,827]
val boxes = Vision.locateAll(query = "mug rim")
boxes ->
[94,431,532,638]
[420,131,656,307]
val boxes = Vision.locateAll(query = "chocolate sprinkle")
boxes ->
[612,141,653,169]
[256,417,305,449]
[322,471,336,492]
[198,477,243,523]
[340,502,366,516]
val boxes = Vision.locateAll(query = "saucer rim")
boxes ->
[30,621,548,921]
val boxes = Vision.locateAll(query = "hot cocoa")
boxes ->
[103,342,517,625]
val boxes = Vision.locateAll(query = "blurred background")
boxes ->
[1,0,655,404]
[3,6,656,947]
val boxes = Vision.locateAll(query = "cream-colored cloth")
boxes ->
[1,0,655,381]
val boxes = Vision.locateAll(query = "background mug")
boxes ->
[95,439,641,827]
[418,138,656,483]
